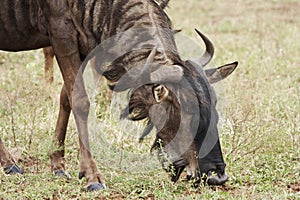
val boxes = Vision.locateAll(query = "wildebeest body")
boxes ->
[0,1,174,57]
[0,0,237,191]
[0,1,50,51]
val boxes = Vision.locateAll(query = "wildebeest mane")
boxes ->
[183,60,213,149]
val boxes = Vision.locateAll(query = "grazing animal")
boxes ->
[0,0,237,191]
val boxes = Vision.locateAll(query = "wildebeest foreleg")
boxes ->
[50,37,105,191]
[72,72,106,191]
[50,85,71,178]
[0,138,23,174]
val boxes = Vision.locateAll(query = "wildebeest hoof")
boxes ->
[54,170,71,179]
[4,164,23,174]
[78,171,84,180]
[207,171,228,185]
[78,172,107,191]
[85,183,107,192]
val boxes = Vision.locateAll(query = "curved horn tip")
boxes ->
[194,28,203,36]
[193,28,215,67]
[194,28,210,42]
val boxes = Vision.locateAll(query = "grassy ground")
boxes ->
[0,0,299,199]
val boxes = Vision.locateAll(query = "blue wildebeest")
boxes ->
[0,0,237,191]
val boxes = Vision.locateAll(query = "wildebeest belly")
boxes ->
[0,0,50,51]
[0,31,50,52]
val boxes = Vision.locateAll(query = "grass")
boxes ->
[0,0,299,199]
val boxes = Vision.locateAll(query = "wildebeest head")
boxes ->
[119,29,238,184]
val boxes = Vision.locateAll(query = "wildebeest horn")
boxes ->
[146,46,157,64]
[194,29,214,67]
[150,65,183,83]
[112,47,184,91]
[145,46,184,83]
[160,0,170,9]
[140,46,158,79]
[143,47,183,84]
[141,46,183,84]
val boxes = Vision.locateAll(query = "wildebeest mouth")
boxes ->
[153,141,229,185]
[150,139,189,183]
[160,155,190,183]
[169,159,189,182]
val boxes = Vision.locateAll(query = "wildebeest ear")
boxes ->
[205,61,238,84]
[153,85,169,103]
